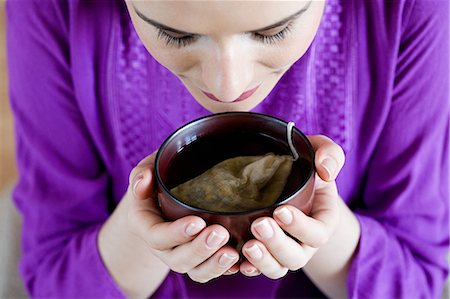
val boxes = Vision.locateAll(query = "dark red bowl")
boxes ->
[155,112,315,250]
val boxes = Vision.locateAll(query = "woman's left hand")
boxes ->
[239,135,345,278]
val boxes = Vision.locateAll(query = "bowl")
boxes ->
[155,112,315,250]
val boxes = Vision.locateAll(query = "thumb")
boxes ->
[126,152,165,236]
[128,152,157,201]
[132,168,154,200]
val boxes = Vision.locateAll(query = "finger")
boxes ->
[241,241,288,280]
[307,135,345,181]
[187,247,239,283]
[133,215,207,251]
[126,153,165,243]
[129,152,158,200]
[167,225,230,274]
[314,172,340,194]
[126,154,208,250]
[273,204,339,248]
[250,217,312,271]
[239,261,261,277]
[223,264,240,275]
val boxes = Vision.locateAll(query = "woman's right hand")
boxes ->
[98,152,240,298]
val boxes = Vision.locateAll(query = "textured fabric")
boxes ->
[6,0,449,298]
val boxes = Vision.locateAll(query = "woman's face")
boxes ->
[125,1,325,113]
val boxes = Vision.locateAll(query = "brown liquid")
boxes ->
[165,132,311,205]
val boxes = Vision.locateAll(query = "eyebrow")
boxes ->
[132,1,313,36]
[249,1,312,32]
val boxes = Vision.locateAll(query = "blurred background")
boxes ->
[0,1,27,297]
[0,0,15,188]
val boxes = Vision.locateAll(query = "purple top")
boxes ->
[6,0,449,298]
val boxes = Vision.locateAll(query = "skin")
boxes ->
[98,1,361,298]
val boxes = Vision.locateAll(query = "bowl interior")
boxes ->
[156,112,314,212]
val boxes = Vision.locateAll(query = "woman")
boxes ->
[6,0,449,298]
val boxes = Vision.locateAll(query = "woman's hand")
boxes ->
[98,152,240,298]
[239,135,345,278]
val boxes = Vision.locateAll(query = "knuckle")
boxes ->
[192,242,214,257]
[146,237,166,251]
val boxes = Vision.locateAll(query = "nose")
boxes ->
[201,39,254,103]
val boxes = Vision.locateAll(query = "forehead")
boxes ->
[132,1,310,34]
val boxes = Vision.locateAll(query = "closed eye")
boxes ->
[156,22,294,48]
[251,23,294,44]
[156,29,199,48]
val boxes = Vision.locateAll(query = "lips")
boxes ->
[203,84,260,103]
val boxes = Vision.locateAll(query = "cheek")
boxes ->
[253,38,309,76]
[149,48,196,74]
[259,43,308,71]
[260,4,325,70]
[260,30,320,70]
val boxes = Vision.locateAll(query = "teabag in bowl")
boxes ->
[170,153,293,213]
[155,112,315,250]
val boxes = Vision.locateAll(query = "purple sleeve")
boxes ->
[6,0,125,297]
[348,1,449,298]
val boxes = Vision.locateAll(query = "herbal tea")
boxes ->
[165,131,310,208]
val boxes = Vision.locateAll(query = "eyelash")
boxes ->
[156,22,294,48]
[253,23,293,44]
[156,30,197,48]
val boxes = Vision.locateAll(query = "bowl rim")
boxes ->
[155,111,316,216]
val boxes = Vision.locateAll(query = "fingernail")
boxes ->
[274,207,293,225]
[321,157,338,179]
[245,244,263,260]
[206,231,226,248]
[226,268,239,275]
[243,268,257,275]
[218,253,237,267]
[254,219,273,239]
[185,223,204,236]
[133,172,144,197]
